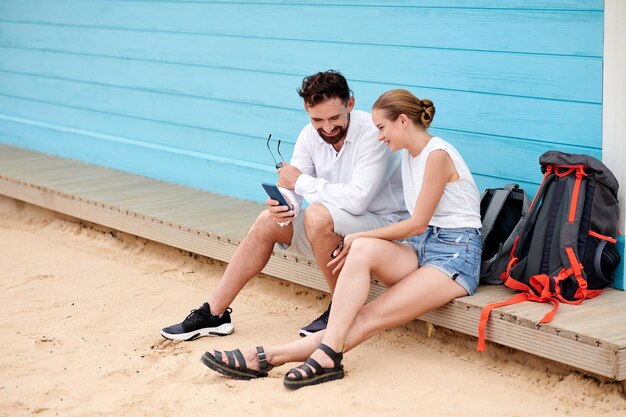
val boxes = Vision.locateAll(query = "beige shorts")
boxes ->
[277,203,392,259]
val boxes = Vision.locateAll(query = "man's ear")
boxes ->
[346,96,355,112]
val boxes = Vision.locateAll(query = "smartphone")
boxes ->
[262,183,292,210]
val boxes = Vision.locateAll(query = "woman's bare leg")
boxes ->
[343,266,468,351]
[320,237,419,353]
[208,237,418,371]
[283,237,421,376]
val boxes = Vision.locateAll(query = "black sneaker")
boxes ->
[299,302,331,337]
[160,303,234,341]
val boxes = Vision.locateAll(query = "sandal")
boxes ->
[201,346,274,380]
[283,343,344,390]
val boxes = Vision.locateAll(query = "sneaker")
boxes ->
[299,302,331,337]
[160,303,234,341]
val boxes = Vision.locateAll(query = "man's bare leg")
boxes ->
[303,203,343,294]
[208,210,293,314]
[161,209,295,340]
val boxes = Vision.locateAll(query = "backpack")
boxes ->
[477,151,621,352]
[479,184,530,285]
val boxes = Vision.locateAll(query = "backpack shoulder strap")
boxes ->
[513,172,557,259]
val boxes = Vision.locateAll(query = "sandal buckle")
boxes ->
[257,350,268,371]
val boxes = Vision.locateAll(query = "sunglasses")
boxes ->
[266,134,286,169]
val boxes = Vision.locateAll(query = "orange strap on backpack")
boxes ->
[477,276,560,352]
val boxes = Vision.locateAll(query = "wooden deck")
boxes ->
[1,143,625,381]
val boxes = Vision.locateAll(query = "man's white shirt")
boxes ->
[280,110,407,223]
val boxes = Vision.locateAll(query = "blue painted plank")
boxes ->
[0,23,603,102]
[614,237,626,290]
[0,1,603,56]
[0,69,602,148]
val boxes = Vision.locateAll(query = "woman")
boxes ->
[201,89,483,389]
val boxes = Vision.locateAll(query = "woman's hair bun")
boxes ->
[420,99,435,128]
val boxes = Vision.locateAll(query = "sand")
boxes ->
[1,194,625,417]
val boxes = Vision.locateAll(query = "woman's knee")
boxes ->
[345,237,381,266]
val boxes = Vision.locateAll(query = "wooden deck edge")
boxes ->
[0,175,622,380]
[420,304,619,379]
[619,352,626,380]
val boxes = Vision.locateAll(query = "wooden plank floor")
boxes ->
[1,143,625,380]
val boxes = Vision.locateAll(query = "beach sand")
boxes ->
[1,194,625,417]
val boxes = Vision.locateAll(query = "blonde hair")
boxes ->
[372,89,435,128]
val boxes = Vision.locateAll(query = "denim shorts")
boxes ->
[403,226,482,295]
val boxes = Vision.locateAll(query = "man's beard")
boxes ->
[317,113,350,145]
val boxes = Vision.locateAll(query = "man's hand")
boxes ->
[266,198,295,223]
[277,164,302,190]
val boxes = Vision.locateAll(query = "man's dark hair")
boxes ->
[297,70,353,108]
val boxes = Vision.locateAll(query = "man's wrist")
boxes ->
[286,173,301,190]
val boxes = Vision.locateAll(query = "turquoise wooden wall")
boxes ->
[0,0,604,203]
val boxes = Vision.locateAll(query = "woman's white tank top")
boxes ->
[401,137,482,229]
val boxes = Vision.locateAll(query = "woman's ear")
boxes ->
[399,113,409,127]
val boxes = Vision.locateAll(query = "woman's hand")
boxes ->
[327,233,362,275]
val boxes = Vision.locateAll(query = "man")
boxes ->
[161,70,407,340]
